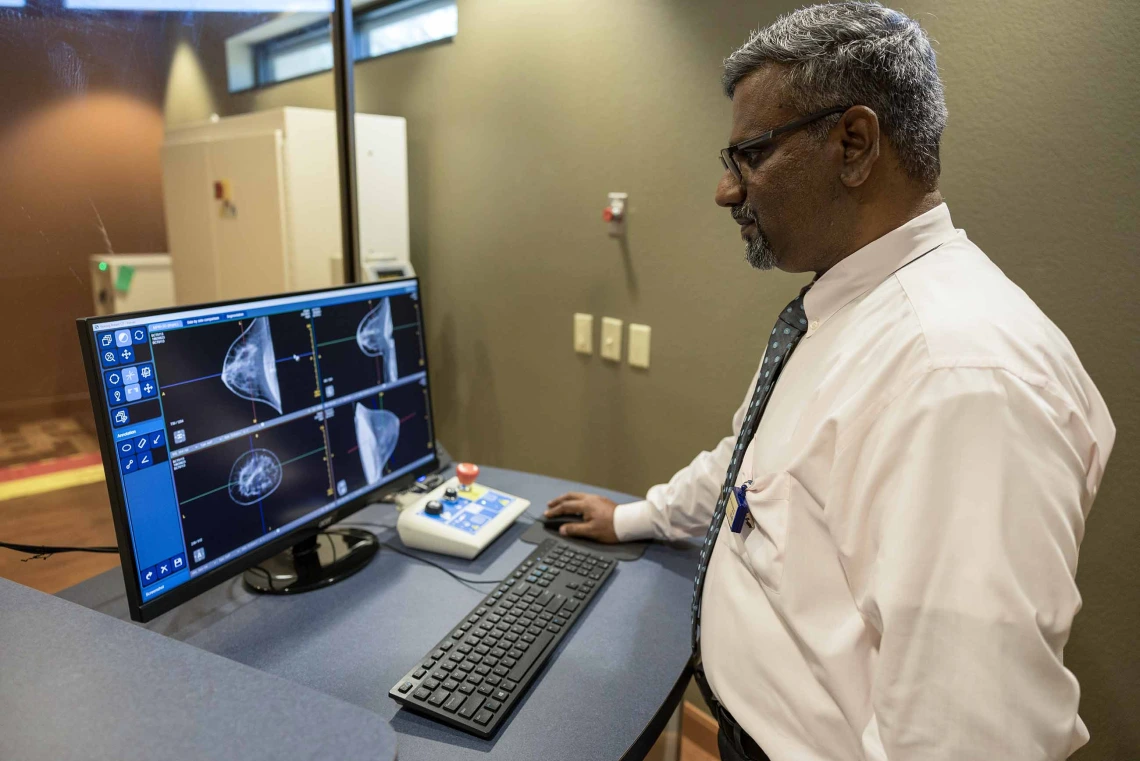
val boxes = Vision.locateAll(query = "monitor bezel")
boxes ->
[76,277,441,623]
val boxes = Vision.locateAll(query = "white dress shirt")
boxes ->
[614,204,1115,761]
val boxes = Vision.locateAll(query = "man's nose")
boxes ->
[715,170,743,208]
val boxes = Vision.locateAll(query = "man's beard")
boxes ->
[732,204,777,271]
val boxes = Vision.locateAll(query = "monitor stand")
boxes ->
[242,527,378,594]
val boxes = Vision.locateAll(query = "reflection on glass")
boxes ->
[64,0,330,10]
[0,1,339,451]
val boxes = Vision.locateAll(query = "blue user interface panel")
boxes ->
[424,489,517,535]
[87,282,436,604]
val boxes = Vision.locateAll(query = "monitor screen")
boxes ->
[78,279,437,620]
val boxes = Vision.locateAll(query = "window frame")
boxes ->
[240,0,456,92]
[253,17,335,89]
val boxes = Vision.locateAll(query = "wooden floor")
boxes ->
[0,416,119,593]
[0,479,120,593]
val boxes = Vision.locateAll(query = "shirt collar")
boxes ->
[802,203,960,333]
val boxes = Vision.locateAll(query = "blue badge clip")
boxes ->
[728,480,752,533]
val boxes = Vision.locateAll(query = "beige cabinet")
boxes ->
[161,107,409,306]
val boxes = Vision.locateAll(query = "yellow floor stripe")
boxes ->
[0,465,106,503]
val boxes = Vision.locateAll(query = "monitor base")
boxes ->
[242,527,378,594]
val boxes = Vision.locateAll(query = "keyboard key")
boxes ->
[413,668,427,679]
[474,709,494,726]
[428,689,449,706]
[458,695,485,719]
[502,679,518,692]
[493,689,509,702]
[423,678,440,690]
[443,679,459,691]
[398,681,413,693]
[459,682,475,695]
[443,693,466,713]
[414,687,432,701]
[478,683,494,696]
[485,699,502,712]
[508,630,555,681]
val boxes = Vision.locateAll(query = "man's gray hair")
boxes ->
[724,2,947,189]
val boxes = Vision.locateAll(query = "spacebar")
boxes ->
[508,631,555,682]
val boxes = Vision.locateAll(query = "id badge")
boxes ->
[726,480,752,534]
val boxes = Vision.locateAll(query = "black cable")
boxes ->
[0,540,118,561]
[341,522,504,593]
[380,542,504,594]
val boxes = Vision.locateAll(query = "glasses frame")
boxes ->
[719,105,851,182]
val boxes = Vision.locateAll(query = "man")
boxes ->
[545,3,1115,760]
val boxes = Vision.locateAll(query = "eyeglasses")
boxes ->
[719,106,850,182]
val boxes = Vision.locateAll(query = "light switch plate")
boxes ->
[628,323,651,368]
[601,317,623,362]
[574,313,593,354]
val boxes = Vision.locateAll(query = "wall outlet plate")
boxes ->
[574,313,593,354]
[628,323,650,368]
[601,317,623,362]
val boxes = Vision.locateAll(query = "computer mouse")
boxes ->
[541,513,585,528]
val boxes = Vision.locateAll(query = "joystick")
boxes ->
[457,462,480,491]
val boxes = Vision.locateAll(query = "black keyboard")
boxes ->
[388,537,616,738]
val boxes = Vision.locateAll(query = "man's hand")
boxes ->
[544,493,620,544]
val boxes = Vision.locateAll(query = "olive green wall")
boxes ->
[209,1,1139,755]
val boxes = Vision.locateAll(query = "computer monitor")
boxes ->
[77,279,439,622]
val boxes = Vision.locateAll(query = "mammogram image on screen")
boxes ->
[354,402,399,485]
[356,298,398,384]
[228,448,283,505]
[222,317,282,413]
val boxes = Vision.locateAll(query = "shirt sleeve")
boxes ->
[836,367,1105,760]
[612,366,760,542]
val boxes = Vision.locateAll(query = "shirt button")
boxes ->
[809,320,820,332]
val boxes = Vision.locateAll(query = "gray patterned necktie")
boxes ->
[690,288,810,697]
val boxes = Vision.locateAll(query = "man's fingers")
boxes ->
[559,520,593,538]
[547,492,587,509]
[545,498,589,517]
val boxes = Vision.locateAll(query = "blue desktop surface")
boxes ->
[84,280,436,607]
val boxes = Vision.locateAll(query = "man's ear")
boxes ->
[835,105,880,188]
